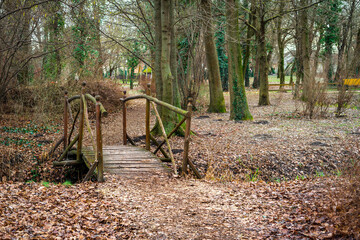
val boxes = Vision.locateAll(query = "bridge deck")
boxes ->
[82,145,170,176]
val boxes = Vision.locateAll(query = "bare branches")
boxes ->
[99,28,153,68]
[0,0,53,21]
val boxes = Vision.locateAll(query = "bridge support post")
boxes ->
[122,91,127,145]
[64,91,68,150]
[145,83,151,150]
[96,95,104,182]
[182,98,193,175]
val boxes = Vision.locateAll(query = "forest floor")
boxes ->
[1,89,360,238]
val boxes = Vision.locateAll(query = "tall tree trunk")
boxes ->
[300,0,311,101]
[324,42,333,83]
[154,0,162,101]
[160,0,176,132]
[72,0,86,79]
[17,1,31,84]
[293,5,302,98]
[170,0,180,108]
[243,0,254,88]
[290,62,295,85]
[312,30,323,79]
[44,1,63,81]
[253,48,260,88]
[201,0,226,113]
[226,0,253,120]
[258,18,270,105]
[276,0,285,89]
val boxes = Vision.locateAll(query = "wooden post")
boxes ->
[64,91,68,150]
[96,95,104,182]
[122,90,127,145]
[77,82,86,161]
[145,83,151,150]
[182,98,193,175]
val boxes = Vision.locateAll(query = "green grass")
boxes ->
[249,75,292,84]
[246,168,260,182]
[41,181,50,187]
[62,180,73,186]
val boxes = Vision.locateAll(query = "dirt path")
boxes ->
[100,174,342,239]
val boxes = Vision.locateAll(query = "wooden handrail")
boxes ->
[120,94,189,117]
[68,94,108,117]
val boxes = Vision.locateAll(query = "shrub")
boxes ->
[302,82,331,119]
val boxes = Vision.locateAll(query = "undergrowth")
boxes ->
[0,79,124,119]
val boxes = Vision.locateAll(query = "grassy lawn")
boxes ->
[249,75,292,84]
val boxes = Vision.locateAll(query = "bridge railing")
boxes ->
[120,84,201,178]
[53,82,107,182]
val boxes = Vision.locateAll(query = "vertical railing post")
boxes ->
[95,95,104,182]
[77,82,86,161]
[182,98,193,175]
[122,90,127,145]
[145,83,151,150]
[64,91,68,150]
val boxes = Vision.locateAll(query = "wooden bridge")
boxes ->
[51,83,200,182]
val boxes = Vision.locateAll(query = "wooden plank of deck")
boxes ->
[83,145,170,176]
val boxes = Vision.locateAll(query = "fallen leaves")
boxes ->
[0,181,134,239]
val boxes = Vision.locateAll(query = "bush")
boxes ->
[85,80,124,113]
[0,79,124,117]
[335,84,354,117]
[302,82,331,119]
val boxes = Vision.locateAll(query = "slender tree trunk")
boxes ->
[245,64,250,87]
[350,28,360,77]
[276,0,285,89]
[258,19,270,106]
[312,30,323,79]
[300,0,311,101]
[243,0,253,88]
[154,0,162,101]
[72,0,86,79]
[253,48,260,88]
[294,6,302,98]
[170,0,180,108]
[17,2,31,84]
[324,42,333,83]
[201,0,226,113]
[290,62,295,85]
[47,1,63,81]
[226,0,252,120]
